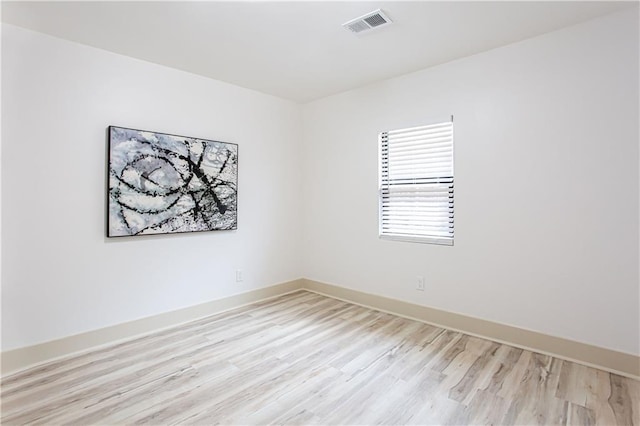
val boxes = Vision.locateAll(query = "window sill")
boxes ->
[379,234,453,246]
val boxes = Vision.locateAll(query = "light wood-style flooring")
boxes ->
[2,290,638,425]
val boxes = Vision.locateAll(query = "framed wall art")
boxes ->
[107,126,238,237]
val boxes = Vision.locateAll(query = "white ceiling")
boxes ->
[2,1,634,103]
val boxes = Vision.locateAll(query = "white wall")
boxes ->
[1,24,302,351]
[301,9,639,355]
[3,8,639,357]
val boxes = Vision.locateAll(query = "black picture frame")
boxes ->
[107,125,238,237]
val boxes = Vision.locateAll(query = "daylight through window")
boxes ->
[379,117,454,245]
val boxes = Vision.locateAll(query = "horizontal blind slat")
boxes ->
[380,119,454,243]
[388,137,453,149]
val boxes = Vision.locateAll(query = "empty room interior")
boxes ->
[1,1,639,425]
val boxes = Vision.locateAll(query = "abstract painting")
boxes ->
[108,126,238,237]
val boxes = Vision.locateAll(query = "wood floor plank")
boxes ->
[449,389,508,426]
[609,373,638,426]
[395,329,460,381]
[483,345,524,395]
[556,359,599,408]
[501,355,569,425]
[496,349,533,399]
[2,290,638,426]
[567,402,596,426]
[370,370,445,425]
[233,366,345,425]
[448,341,501,404]
[322,370,401,424]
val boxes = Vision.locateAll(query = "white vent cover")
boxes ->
[343,9,393,34]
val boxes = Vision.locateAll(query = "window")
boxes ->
[379,117,454,245]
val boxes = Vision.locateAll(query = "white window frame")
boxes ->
[378,117,454,246]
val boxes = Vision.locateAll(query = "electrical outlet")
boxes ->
[416,275,425,291]
[235,270,243,282]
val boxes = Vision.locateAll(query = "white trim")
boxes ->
[1,280,304,376]
[301,279,640,380]
[379,234,453,246]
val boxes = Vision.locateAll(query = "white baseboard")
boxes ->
[301,279,640,380]
[4,277,638,380]
[1,279,303,376]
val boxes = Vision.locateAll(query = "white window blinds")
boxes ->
[379,118,454,245]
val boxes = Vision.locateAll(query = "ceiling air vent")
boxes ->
[343,9,392,34]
